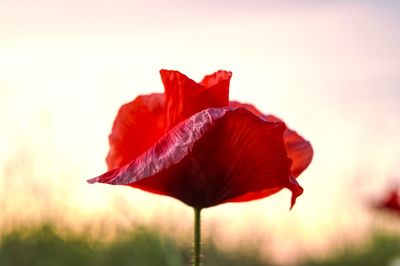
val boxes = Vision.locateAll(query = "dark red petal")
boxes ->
[106,93,166,170]
[160,70,231,130]
[89,107,301,209]
[229,101,264,117]
[229,101,313,177]
[375,188,400,214]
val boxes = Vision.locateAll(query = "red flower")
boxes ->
[88,70,313,209]
[375,187,400,214]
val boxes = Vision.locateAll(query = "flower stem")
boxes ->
[193,207,202,266]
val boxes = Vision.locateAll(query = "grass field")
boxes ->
[1,224,399,266]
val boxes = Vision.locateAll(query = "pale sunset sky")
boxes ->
[1,0,399,263]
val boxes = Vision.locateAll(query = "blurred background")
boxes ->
[1,0,400,265]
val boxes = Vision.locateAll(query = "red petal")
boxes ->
[106,93,166,170]
[279,123,313,177]
[160,70,231,130]
[89,107,301,208]
[228,177,303,210]
[375,188,400,214]
[229,101,313,178]
[200,70,232,90]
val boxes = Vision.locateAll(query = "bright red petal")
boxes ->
[160,70,231,130]
[89,107,301,208]
[229,101,313,178]
[279,124,313,177]
[200,70,232,91]
[106,93,166,170]
[227,176,303,210]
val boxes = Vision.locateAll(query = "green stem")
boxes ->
[193,207,202,266]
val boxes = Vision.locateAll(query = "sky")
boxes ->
[1,0,400,263]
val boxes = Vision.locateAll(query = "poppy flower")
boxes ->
[374,187,400,215]
[88,70,313,209]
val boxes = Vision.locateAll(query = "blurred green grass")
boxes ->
[0,224,399,266]
[0,224,266,266]
[298,232,400,266]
